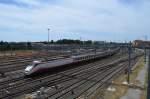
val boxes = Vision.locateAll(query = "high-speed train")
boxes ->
[24,48,119,76]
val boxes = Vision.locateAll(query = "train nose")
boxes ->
[25,65,33,74]
[24,69,30,75]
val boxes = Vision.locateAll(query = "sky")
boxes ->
[0,0,150,42]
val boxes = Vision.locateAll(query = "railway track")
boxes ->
[51,63,126,99]
[32,58,138,99]
[0,54,50,62]
[0,51,66,61]
[0,53,124,86]
[76,58,139,99]
[2,52,123,82]
[45,58,138,99]
[0,53,141,99]
[0,53,122,98]
[0,55,69,73]
[0,54,69,65]
[0,54,121,90]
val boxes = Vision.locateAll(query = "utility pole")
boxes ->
[145,35,148,41]
[127,41,131,84]
[79,37,82,55]
[145,48,147,63]
[48,28,50,44]
[145,35,147,63]
[47,28,50,51]
[121,42,124,55]
[147,49,150,99]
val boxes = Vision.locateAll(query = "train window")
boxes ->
[32,63,39,67]
[35,63,39,66]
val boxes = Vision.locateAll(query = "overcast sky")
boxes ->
[0,0,149,42]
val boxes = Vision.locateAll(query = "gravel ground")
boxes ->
[120,61,147,99]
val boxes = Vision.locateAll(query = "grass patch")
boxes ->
[103,74,128,99]
[129,58,145,84]
[102,57,146,99]
[140,67,148,99]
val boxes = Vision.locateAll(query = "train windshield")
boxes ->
[31,60,41,67]
[25,61,41,72]
[32,63,39,67]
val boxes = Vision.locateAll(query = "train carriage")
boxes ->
[24,48,120,76]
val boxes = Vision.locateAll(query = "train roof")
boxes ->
[31,58,73,65]
[33,60,42,64]
[33,58,73,68]
[71,51,103,58]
